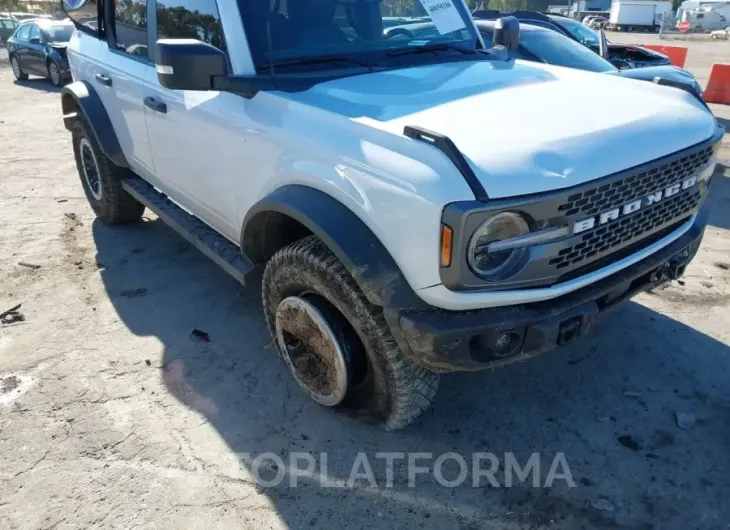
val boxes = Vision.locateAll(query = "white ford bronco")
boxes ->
[60,0,723,430]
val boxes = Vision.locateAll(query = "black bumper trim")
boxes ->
[393,207,707,372]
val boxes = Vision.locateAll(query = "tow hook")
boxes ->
[649,259,686,286]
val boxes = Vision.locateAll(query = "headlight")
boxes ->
[467,212,530,280]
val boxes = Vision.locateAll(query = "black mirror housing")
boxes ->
[29,37,41,44]
[493,16,519,51]
[155,39,227,91]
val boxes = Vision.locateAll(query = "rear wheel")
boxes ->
[71,118,145,224]
[262,235,439,431]
[10,56,28,81]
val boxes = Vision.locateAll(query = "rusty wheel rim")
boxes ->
[275,296,349,406]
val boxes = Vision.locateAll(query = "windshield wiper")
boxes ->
[386,43,478,57]
[259,54,379,72]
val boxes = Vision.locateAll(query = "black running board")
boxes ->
[122,178,254,285]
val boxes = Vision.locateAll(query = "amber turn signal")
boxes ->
[440,224,453,267]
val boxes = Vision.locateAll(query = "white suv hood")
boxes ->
[284,60,717,199]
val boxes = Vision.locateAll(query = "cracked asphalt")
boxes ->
[1,35,730,530]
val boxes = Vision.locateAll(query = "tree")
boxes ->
[0,0,21,14]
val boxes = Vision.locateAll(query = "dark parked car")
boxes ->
[7,19,74,87]
[474,20,703,97]
[382,18,702,98]
[472,10,672,69]
[0,16,21,45]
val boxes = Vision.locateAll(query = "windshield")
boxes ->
[238,0,480,70]
[553,17,600,46]
[43,24,74,42]
[520,29,615,73]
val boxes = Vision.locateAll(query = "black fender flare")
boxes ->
[241,185,424,310]
[61,81,129,169]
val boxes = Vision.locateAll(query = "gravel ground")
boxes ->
[1,40,729,530]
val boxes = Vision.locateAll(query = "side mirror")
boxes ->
[155,39,227,91]
[62,0,99,37]
[29,37,41,44]
[493,16,519,51]
[598,29,608,58]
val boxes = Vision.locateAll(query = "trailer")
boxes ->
[606,0,673,31]
[679,2,730,32]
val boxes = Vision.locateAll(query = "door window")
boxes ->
[15,24,31,40]
[155,0,224,50]
[28,24,41,42]
[112,0,149,57]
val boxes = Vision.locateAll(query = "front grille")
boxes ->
[549,190,700,271]
[556,220,687,284]
[439,128,721,292]
[556,145,713,218]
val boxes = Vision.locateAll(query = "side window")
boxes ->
[16,24,31,40]
[28,24,41,42]
[156,0,224,50]
[113,0,149,57]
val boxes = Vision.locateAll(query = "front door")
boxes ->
[92,0,156,181]
[142,0,239,240]
[25,24,46,75]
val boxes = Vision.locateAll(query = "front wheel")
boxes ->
[71,118,145,224]
[262,235,439,431]
[47,61,63,87]
[10,56,28,81]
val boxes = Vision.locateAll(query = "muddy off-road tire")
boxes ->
[262,235,439,431]
[72,118,145,224]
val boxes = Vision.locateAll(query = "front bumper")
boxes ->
[59,59,71,78]
[390,207,707,372]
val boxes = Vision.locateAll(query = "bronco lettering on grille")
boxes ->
[573,175,698,234]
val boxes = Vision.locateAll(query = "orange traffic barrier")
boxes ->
[703,63,730,104]
[641,44,688,68]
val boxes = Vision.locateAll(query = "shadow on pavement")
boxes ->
[13,78,62,93]
[93,215,730,529]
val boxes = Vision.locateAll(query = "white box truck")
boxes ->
[608,0,673,31]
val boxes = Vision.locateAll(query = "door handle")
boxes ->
[144,96,167,114]
[94,73,112,86]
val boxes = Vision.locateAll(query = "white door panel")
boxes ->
[143,69,241,241]
[92,48,155,180]
[67,32,100,83]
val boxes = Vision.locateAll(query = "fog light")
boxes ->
[476,329,523,359]
[494,332,522,357]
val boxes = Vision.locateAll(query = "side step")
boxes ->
[122,178,255,285]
